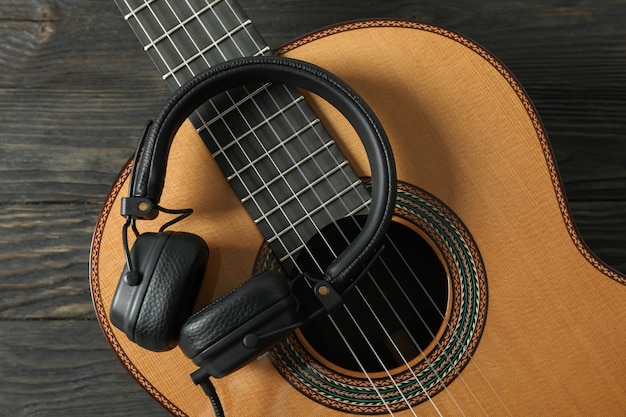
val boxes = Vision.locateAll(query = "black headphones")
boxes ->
[109,56,396,380]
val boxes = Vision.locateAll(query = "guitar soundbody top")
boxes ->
[90,21,626,416]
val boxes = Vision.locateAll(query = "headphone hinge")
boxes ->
[121,197,158,219]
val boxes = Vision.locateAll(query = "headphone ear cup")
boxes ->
[178,270,291,362]
[110,231,209,352]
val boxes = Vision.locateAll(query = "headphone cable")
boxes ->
[198,377,226,417]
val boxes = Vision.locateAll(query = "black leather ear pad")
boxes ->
[110,231,209,352]
[178,271,291,360]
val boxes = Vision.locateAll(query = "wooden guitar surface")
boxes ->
[90,21,626,416]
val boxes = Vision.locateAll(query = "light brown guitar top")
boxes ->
[91,21,626,416]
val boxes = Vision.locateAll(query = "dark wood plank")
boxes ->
[0,0,164,91]
[0,320,170,416]
[0,200,622,325]
[570,201,626,273]
[2,0,625,203]
[0,88,168,203]
[0,0,624,415]
[0,203,102,319]
[2,88,623,203]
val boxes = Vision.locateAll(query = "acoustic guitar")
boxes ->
[90,0,626,415]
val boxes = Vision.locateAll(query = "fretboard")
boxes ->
[115,0,371,274]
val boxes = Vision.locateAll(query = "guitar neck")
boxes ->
[118,0,269,89]
[115,0,371,275]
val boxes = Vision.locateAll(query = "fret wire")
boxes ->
[174,0,262,170]
[185,2,335,271]
[227,125,335,273]
[209,96,305,156]
[169,3,296,247]
[121,0,185,87]
[164,0,242,78]
[200,85,270,136]
[143,0,195,86]
[277,197,371,263]
[163,0,303,266]
[230,89,352,273]
[184,0,267,63]
[124,0,368,273]
[120,5,309,268]
[234,120,322,191]
[252,195,327,273]
[253,46,271,56]
[194,105,307,269]
[261,83,449,411]
[123,0,158,20]
[162,19,254,81]
[254,161,350,222]
[203,122,303,267]
[258,86,372,268]
[143,0,221,50]
[197,96,324,268]
[120,4,447,409]
[264,82,477,414]
[222,0,269,56]
[237,84,372,274]
[267,179,364,245]
[180,0,275,153]
[205,0,268,58]
[278,84,372,209]
[272,88,376,270]
[193,99,320,271]
[211,95,348,275]
[186,2,357,256]
[264,84,372,209]
[118,4,510,411]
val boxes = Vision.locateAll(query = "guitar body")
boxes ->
[91,21,626,416]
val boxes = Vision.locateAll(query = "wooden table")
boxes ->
[1,0,624,415]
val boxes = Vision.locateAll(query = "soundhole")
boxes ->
[294,216,449,373]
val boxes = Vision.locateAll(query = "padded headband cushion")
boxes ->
[132,56,396,291]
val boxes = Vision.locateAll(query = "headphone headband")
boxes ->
[128,56,396,290]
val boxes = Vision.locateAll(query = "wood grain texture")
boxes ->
[0,0,624,415]
[0,320,168,416]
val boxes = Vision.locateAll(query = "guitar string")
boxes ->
[121,0,316,296]
[358,273,468,417]
[215,0,373,272]
[178,0,349,276]
[147,8,410,414]
[123,0,511,415]
[186,2,408,414]
[213,2,446,415]
[382,235,512,416]
[122,1,446,414]
[274,80,482,412]
[168,0,410,411]
[125,0,360,276]
[179,0,355,273]
[221,65,431,416]
[129,0,462,414]
[274,35,516,417]
[117,21,378,417]
[284,84,511,416]
[256,83,465,415]
[128,0,454,412]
